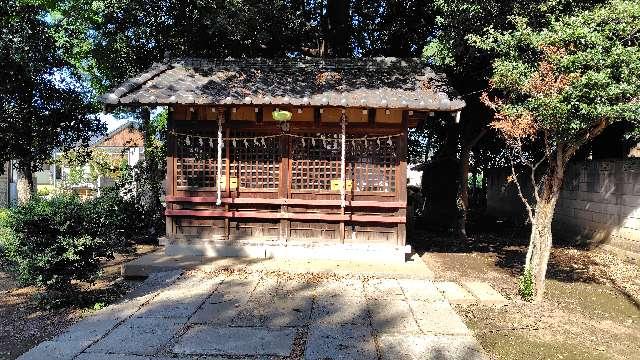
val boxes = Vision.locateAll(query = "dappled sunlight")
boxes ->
[20,268,488,359]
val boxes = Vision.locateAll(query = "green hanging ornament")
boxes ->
[272,110,292,122]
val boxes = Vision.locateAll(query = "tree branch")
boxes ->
[509,151,534,224]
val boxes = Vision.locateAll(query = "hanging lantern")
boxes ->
[272,110,292,132]
[272,110,292,121]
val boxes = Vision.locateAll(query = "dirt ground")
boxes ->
[416,230,640,360]
[0,245,157,360]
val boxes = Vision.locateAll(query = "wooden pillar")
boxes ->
[165,107,176,237]
[397,111,409,247]
[224,123,231,241]
[339,111,346,244]
[279,129,290,242]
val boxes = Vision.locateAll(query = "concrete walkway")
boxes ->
[18,270,487,360]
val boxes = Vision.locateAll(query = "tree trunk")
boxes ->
[140,108,161,212]
[456,144,470,239]
[323,0,351,57]
[455,122,486,240]
[526,151,567,302]
[17,166,35,204]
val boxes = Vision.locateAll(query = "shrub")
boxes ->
[1,179,164,295]
[83,186,151,251]
[2,194,116,291]
[518,267,534,302]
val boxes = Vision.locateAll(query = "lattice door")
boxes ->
[230,131,280,190]
[290,133,342,191]
[290,133,399,193]
[349,136,398,192]
[175,132,226,189]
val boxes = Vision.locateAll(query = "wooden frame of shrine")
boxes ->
[102,58,465,262]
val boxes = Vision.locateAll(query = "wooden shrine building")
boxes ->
[102,58,465,262]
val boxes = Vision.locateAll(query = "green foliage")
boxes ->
[83,186,152,249]
[519,267,534,302]
[56,147,129,186]
[1,185,156,291]
[473,0,640,145]
[40,1,436,94]
[1,195,113,290]
[0,0,105,178]
[67,165,86,185]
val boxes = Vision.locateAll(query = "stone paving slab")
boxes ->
[368,299,421,335]
[274,277,317,298]
[124,270,183,300]
[173,325,296,356]
[86,317,185,355]
[314,278,365,299]
[398,279,445,302]
[409,301,471,335]
[76,355,176,360]
[435,281,476,305]
[55,312,124,344]
[152,275,223,304]
[364,278,405,300]
[209,276,259,303]
[378,334,486,360]
[17,339,93,360]
[463,281,508,306]
[305,324,376,360]
[311,297,369,325]
[135,297,203,319]
[241,296,313,328]
[190,299,245,325]
[251,276,279,298]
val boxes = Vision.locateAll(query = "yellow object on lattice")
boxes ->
[330,179,352,191]
[218,176,238,190]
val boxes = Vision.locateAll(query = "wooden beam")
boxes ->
[165,209,406,224]
[368,108,376,126]
[314,107,321,127]
[165,196,406,208]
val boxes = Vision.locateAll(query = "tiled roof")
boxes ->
[101,58,465,111]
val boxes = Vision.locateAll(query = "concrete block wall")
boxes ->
[554,159,640,262]
[0,162,9,208]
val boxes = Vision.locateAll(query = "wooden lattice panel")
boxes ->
[230,131,280,190]
[175,133,226,189]
[291,134,398,192]
[349,136,398,192]
[291,134,342,191]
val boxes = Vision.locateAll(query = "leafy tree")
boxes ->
[474,0,640,300]
[422,0,606,238]
[43,0,436,93]
[0,0,104,202]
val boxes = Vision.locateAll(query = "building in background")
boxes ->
[56,121,144,197]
